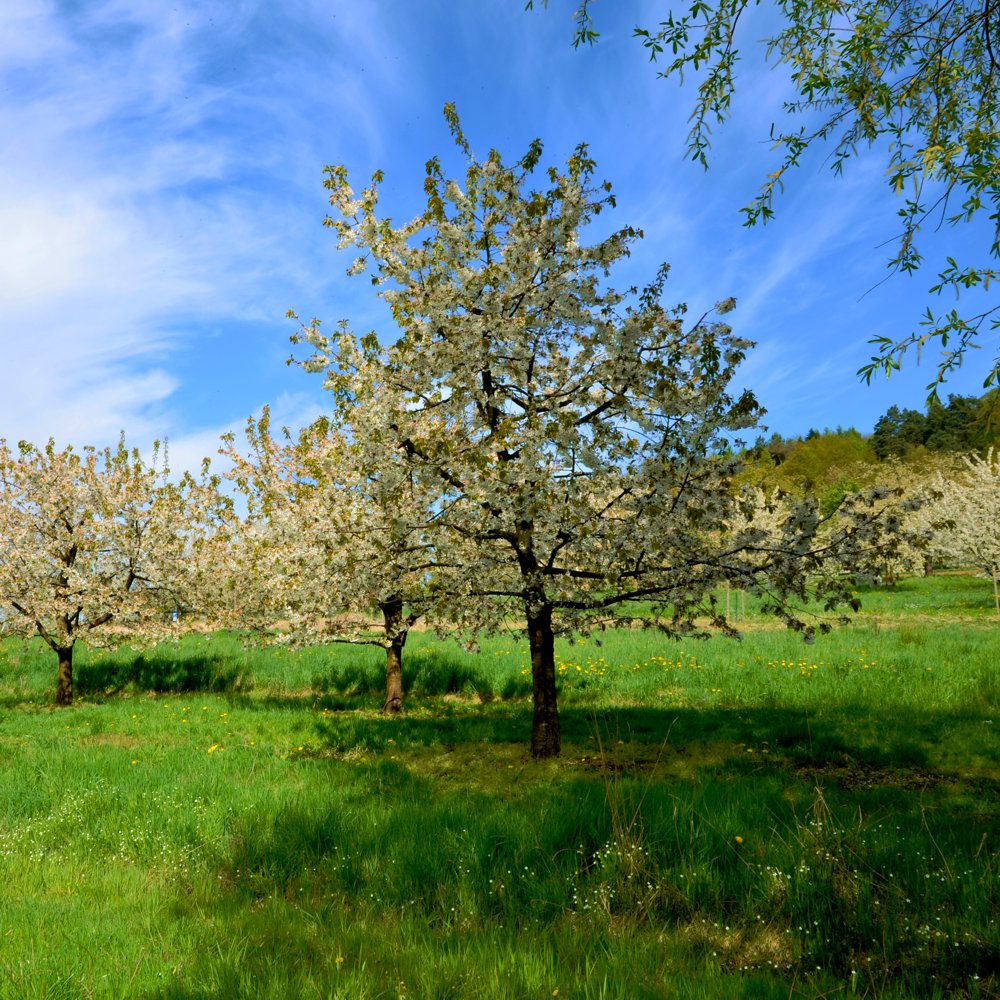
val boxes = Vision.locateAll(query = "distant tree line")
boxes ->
[742,392,999,507]
[869,394,999,460]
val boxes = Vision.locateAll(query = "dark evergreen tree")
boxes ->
[870,406,926,459]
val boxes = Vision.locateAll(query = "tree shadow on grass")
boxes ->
[307,645,496,700]
[76,650,250,696]
[405,646,497,698]
[298,699,1000,805]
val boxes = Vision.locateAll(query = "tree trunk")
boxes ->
[527,601,560,758]
[382,635,405,714]
[380,598,406,715]
[56,645,74,706]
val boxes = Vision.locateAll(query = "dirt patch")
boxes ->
[791,757,954,791]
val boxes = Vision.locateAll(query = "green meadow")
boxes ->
[0,575,997,999]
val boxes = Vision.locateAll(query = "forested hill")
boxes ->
[743,390,1000,509]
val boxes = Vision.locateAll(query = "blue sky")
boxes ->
[1,0,988,470]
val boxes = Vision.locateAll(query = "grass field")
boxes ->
[0,574,997,998]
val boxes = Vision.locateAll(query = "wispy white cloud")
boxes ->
[0,0,404,456]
